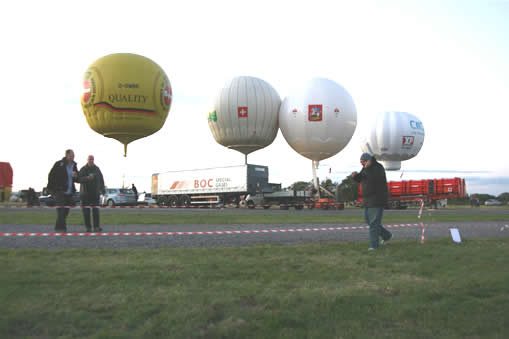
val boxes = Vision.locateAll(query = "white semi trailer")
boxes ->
[151,164,314,208]
[152,164,272,207]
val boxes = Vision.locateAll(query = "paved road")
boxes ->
[3,205,509,215]
[1,221,508,249]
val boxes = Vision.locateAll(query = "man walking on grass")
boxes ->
[351,153,392,251]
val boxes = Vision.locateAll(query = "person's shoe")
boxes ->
[381,233,393,245]
[54,228,67,233]
[368,247,376,251]
[93,227,103,232]
[85,228,92,233]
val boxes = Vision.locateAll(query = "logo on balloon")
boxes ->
[308,105,323,121]
[163,85,172,106]
[208,110,218,122]
[402,136,415,147]
[81,72,96,108]
[410,120,424,130]
[82,80,91,103]
[238,107,248,118]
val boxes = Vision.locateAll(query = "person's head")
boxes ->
[87,155,95,167]
[360,152,372,168]
[65,149,74,163]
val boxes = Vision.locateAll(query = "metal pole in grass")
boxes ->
[418,199,426,244]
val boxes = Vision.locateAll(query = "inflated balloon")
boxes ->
[208,76,281,163]
[279,78,357,162]
[279,78,357,190]
[81,53,172,156]
[361,111,425,170]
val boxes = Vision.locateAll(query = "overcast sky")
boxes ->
[2,0,509,195]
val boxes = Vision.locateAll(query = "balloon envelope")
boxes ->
[81,53,172,156]
[360,111,425,170]
[208,76,281,156]
[279,78,357,162]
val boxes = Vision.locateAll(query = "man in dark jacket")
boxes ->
[48,149,79,232]
[78,155,105,232]
[351,153,392,250]
[131,184,138,202]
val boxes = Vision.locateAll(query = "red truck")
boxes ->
[358,177,467,209]
[0,162,13,202]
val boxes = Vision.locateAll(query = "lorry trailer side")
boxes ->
[152,164,271,207]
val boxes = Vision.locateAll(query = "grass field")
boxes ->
[1,238,509,338]
[1,208,509,226]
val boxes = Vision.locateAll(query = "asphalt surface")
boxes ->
[1,220,509,249]
[4,206,509,215]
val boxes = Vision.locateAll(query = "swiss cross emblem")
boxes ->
[238,106,248,118]
[82,80,91,103]
[308,105,323,121]
[334,108,340,113]
[164,85,172,106]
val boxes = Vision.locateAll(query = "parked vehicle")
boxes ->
[8,192,23,203]
[358,177,467,209]
[244,189,313,210]
[484,199,502,206]
[0,162,13,203]
[39,192,81,206]
[152,164,273,207]
[152,164,342,209]
[100,188,137,206]
[137,192,157,205]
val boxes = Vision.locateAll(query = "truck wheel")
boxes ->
[156,196,165,206]
[263,205,271,210]
[168,196,178,207]
[180,195,191,207]
[247,201,255,209]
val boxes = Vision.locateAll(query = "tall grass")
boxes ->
[1,238,509,338]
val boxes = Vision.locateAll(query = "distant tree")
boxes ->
[470,193,496,204]
[320,178,337,192]
[337,175,358,203]
[497,192,509,203]
[290,181,313,191]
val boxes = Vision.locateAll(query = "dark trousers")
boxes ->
[81,195,100,230]
[55,191,74,231]
[364,207,392,249]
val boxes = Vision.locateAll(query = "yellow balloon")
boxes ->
[81,53,172,156]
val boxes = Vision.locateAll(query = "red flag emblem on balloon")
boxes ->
[164,85,172,106]
[82,80,91,103]
[308,105,323,121]
[238,107,248,118]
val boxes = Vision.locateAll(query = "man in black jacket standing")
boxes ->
[47,149,79,233]
[79,155,105,232]
[351,153,392,250]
